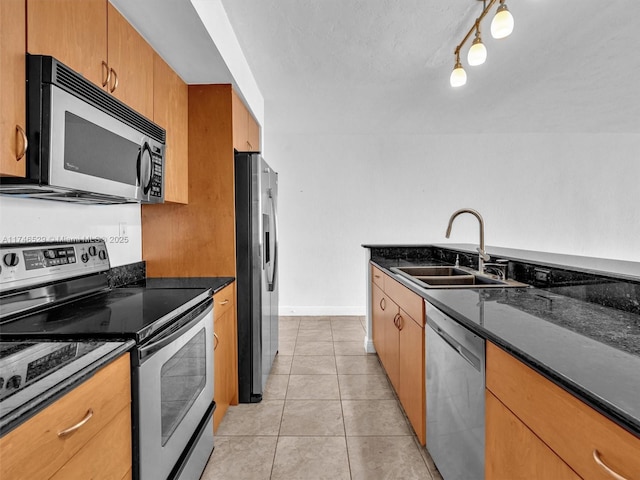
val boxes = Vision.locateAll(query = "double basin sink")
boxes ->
[390,266,528,289]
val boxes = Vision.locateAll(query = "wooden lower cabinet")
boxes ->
[487,342,640,480]
[485,390,580,480]
[398,311,425,444]
[371,264,426,445]
[213,283,238,431]
[0,353,131,480]
[50,405,132,480]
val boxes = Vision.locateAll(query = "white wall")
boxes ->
[264,132,640,315]
[0,197,141,266]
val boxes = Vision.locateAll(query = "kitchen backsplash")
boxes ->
[0,197,142,267]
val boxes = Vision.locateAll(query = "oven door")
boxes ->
[134,301,213,480]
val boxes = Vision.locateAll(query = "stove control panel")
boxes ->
[0,240,110,292]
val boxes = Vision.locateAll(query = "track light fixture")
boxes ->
[449,0,515,87]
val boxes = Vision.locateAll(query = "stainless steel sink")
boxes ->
[390,266,528,289]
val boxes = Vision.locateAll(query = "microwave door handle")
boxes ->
[137,142,153,194]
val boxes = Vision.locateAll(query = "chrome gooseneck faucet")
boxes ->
[445,208,490,272]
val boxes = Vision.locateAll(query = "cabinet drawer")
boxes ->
[486,343,640,480]
[0,353,131,480]
[214,283,235,320]
[384,274,424,326]
[371,265,385,289]
[50,405,131,480]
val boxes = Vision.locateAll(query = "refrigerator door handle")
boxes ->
[268,189,278,292]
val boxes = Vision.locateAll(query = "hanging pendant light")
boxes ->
[450,53,467,87]
[491,0,514,39]
[467,22,487,66]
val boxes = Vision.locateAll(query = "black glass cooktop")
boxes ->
[0,287,211,343]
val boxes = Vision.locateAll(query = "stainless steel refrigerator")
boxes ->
[234,152,279,403]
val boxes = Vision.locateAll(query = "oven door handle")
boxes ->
[137,302,212,364]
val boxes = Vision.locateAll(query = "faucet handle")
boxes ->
[476,247,490,261]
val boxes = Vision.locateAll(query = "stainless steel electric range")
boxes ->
[0,240,215,480]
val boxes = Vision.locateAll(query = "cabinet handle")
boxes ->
[16,125,28,161]
[219,300,229,305]
[380,298,386,311]
[393,313,399,328]
[101,61,111,87]
[214,332,219,350]
[57,409,94,437]
[592,450,628,480]
[109,68,119,93]
[397,315,404,331]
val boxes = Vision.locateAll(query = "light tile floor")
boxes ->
[201,316,443,480]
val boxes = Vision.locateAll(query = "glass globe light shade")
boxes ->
[491,4,514,39]
[467,38,487,66]
[450,64,467,87]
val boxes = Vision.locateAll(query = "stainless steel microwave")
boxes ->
[0,55,165,204]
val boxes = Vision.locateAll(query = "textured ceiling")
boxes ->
[114,0,640,135]
[217,0,640,135]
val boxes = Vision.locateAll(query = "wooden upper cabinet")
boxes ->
[231,89,260,152]
[1,0,27,177]
[153,53,188,204]
[107,3,154,119]
[27,0,108,88]
[27,1,154,119]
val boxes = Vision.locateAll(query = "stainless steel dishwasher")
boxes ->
[425,300,485,480]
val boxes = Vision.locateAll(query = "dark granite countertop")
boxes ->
[367,247,640,438]
[138,277,235,295]
[0,340,134,435]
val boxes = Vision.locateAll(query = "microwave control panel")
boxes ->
[150,146,163,198]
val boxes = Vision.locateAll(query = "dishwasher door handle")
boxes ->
[428,318,481,372]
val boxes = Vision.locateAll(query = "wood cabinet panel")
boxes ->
[487,342,640,480]
[371,265,384,289]
[247,113,260,152]
[231,89,248,152]
[0,0,27,177]
[382,297,400,392]
[371,283,386,361]
[213,283,238,431]
[383,274,424,327]
[485,390,580,480]
[143,84,236,277]
[27,0,107,88]
[0,353,131,480]
[398,309,426,445]
[107,3,154,119]
[49,405,132,480]
[153,53,188,204]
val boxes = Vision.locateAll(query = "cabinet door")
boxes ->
[27,0,107,88]
[398,312,425,445]
[383,300,401,392]
[486,390,580,480]
[371,283,386,360]
[154,53,188,204]
[107,3,154,119]
[213,283,237,431]
[49,405,132,480]
[0,0,27,177]
[231,89,249,152]
[247,113,260,151]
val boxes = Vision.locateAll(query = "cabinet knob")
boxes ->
[109,68,119,93]
[101,61,111,87]
[16,125,27,161]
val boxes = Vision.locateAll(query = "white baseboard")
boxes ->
[279,306,366,316]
